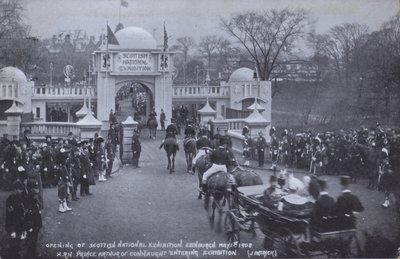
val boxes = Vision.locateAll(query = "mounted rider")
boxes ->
[192,130,212,172]
[159,118,178,149]
[184,120,196,138]
[201,137,236,193]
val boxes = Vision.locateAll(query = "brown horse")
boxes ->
[163,137,179,173]
[147,117,158,139]
[183,137,197,174]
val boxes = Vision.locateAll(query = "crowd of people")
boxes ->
[1,125,122,258]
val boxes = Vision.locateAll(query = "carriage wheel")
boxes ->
[272,232,301,257]
[224,213,240,253]
[337,234,362,258]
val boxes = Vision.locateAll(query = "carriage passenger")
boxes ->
[201,138,236,193]
[263,175,283,209]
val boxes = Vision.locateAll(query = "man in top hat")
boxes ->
[335,176,364,229]
[5,180,26,259]
[310,178,336,232]
[256,131,267,167]
[23,179,42,258]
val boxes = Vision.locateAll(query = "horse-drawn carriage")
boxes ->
[224,185,362,258]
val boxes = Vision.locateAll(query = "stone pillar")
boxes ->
[121,116,138,164]
[5,101,23,140]
[76,112,103,140]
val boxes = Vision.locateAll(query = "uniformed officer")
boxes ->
[79,141,94,196]
[68,147,82,201]
[56,147,72,213]
[96,137,107,182]
[24,179,42,258]
[5,180,26,259]
[256,131,267,167]
[159,120,178,149]
[105,137,115,178]
[131,132,142,168]
[192,132,212,172]
[184,121,196,138]
[335,176,364,229]
[202,138,234,192]
[160,109,166,131]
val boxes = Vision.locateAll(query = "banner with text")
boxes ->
[116,52,154,73]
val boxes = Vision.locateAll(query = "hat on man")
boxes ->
[340,176,351,187]
[317,178,328,190]
[26,179,39,189]
[13,180,25,191]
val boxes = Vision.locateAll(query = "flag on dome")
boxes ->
[107,25,119,45]
[121,0,128,8]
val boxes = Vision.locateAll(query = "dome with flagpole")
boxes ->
[112,27,157,50]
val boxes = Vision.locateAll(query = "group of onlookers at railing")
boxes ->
[0,128,121,258]
[243,123,400,207]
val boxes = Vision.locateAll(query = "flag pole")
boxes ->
[118,2,121,24]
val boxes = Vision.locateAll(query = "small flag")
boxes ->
[163,22,168,52]
[107,25,119,45]
[121,0,128,8]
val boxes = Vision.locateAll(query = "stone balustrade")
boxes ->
[21,122,80,139]
[173,85,229,98]
[32,86,97,98]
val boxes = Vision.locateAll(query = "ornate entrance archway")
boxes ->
[92,26,174,130]
[115,81,154,125]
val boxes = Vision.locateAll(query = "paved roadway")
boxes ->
[1,131,399,258]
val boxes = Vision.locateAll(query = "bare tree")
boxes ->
[221,8,312,82]
[174,36,196,63]
[198,35,217,68]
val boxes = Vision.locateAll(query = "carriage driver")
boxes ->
[202,138,236,192]
[159,118,178,149]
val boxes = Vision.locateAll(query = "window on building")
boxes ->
[8,85,12,98]
[14,85,18,98]
[2,85,6,97]
[36,107,40,118]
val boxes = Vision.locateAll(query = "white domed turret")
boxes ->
[0,66,32,114]
[113,26,157,50]
[0,67,28,83]
[228,67,254,83]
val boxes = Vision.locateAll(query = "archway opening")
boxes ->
[115,82,153,125]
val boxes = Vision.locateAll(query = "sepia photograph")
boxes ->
[0,0,400,258]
